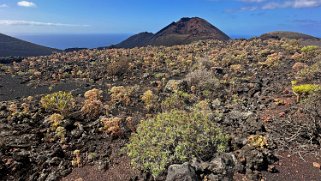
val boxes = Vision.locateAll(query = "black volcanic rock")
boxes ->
[116,17,230,48]
[0,33,59,57]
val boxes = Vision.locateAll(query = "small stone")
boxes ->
[97,160,108,170]
[212,99,221,108]
[143,73,150,78]
[166,162,198,181]
[164,79,188,92]
[313,162,321,169]
[268,165,277,173]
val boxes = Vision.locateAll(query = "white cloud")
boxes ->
[0,20,90,27]
[238,0,321,11]
[262,0,321,9]
[239,0,265,2]
[293,0,321,8]
[17,1,36,8]
[0,4,8,8]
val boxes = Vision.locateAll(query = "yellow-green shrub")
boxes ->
[110,86,132,106]
[292,83,321,102]
[247,135,268,148]
[126,110,228,178]
[141,90,157,111]
[301,45,318,53]
[161,91,192,111]
[292,84,321,94]
[48,113,64,129]
[40,91,75,114]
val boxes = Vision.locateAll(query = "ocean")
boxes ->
[13,34,253,50]
[14,34,131,50]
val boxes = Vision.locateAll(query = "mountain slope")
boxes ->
[116,32,154,49]
[0,33,59,57]
[116,17,230,48]
[259,31,321,47]
[259,31,319,40]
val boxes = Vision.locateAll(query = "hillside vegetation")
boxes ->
[0,38,321,180]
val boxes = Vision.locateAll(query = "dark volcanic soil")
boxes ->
[263,152,321,181]
[1,39,321,181]
[0,74,90,101]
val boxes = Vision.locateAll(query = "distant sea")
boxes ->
[13,34,253,50]
[14,34,131,50]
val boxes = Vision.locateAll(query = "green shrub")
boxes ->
[297,61,321,81]
[292,84,321,102]
[126,110,228,177]
[161,91,192,111]
[301,45,319,53]
[292,84,321,94]
[141,90,158,112]
[40,91,75,114]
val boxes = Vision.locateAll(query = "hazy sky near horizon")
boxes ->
[0,0,321,37]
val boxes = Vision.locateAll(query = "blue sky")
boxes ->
[0,0,321,37]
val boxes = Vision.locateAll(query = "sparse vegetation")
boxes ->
[40,91,75,114]
[100,117,122,136]
[126,110,228,177]
[81,88,103,119]
[1,37,321,181]
[248,135,268,148]
[301,45,319,53]
[161,91,193,111]
[110,86,132,106]
[292,83,321,102]
[141,90,157,112]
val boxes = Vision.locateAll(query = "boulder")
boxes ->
[229,110,253,120]
[166,162,198,181]
[191,153,237,180]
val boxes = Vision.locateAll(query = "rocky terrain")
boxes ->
[116,17,230,48]
[0,33,59,57]
[0,38,321,181]
[259,31,321,47]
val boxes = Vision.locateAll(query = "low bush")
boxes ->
[81,88,103,119]
[126,110,228,178]
[48,113,64,129]
[185,66,220,91]
[247,135,268,148]
[301,45,319,53]
[107,58,130,77]
[297,61,321,81]
[141,90,157,112]
[100,117,122,136]
[292,84,321,94]
[292,83,321,102]
[110,86,132,106]
[40,91,75,114]
[161,91,193,111]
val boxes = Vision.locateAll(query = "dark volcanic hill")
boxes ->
[259,31,321,47]
[116,17,230,48]
[0,33,58,57]
[259,31,319,40]
[116,32,154,49]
